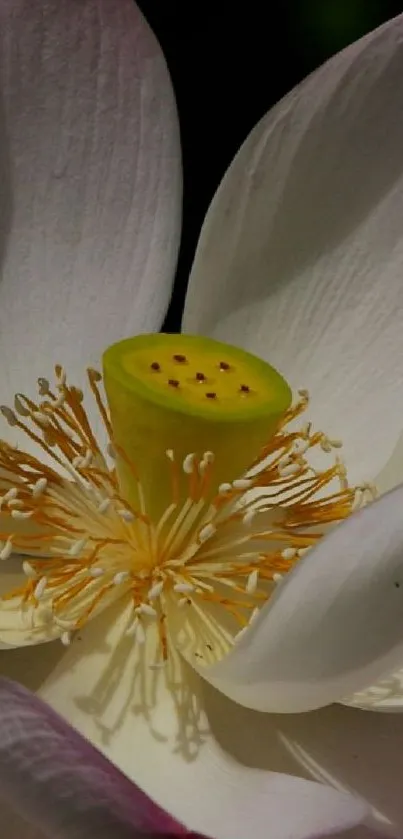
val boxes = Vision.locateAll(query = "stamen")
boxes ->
[113,571,130,585]
[279,462,301,478]
[61,630,72,646]
[14,395,31,417]
[69,538,87,557]
[281,547,297,560]
[32,411,51,428]
[118,508,136,523]
[148,581,164,599]
[0,406,18,426]
[32,477,48,497]
[136,603,158,617]
[0,539,13,561]
[199,523,217,543]
[2,488,18,503]
[183,453,196,474]
[246,569,259,594]
[34,577,47,600]
[11,509,34,520]
[173,582,195,593]
[233,478,252,490]
[218,482,232,495]
[0,362,369,670]
[97,498,111,513]
[37,378,50,396]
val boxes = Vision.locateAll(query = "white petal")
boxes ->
[201,686,403,837]
[0,0,181,415]
[203,484,403,712]
[1,600,368,839]
[183,13,403,483]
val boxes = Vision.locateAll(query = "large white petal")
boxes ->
[0,601,368,839]
[201,685,403,838]
[183,13,403,484]
[0,0,181,415]
[202,484,403,713]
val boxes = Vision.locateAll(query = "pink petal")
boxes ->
[0,677,203,839]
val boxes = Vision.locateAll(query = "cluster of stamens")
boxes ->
[0,368,376,668]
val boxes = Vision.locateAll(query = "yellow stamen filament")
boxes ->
[0,367,376,667]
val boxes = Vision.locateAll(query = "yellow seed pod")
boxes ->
[103,334,291,521]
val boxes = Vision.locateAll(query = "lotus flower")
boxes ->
[1,2,403,838]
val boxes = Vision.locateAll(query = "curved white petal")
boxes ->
[183,13,403,484]
[202,484,403,713]
[0,0,181,420]
[0,677,194,839]
[200,685,403,837]
[0,601,368,839]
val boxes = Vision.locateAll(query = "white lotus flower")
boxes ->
[1,2,403,838]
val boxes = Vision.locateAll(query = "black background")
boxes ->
[136,1,403,331]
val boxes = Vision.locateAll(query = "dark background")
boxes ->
[136,1,403,331]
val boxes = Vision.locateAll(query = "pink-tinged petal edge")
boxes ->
[0,677,205,839]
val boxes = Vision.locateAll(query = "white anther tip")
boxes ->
[281,547,297,560]
[23,561,37,579]
[198,523,216,544]
[34,577,47,600]
[279,463,300,478]
[0,406,18,426]
[148,581,164,599]
[32,477,48,497]
[113,571,130,585]
[118,509,135,523]
[183,453,196,474]
[173,582,194,594]
[218,482,232,495]
[246,569,259,594]
[61,631,72,647]
[233,478,252,490]
[97,498,111,514]
[242,509,255,526]
[89,567,105,578]
[136,603,158,617]
[11,509,34,520]
[0,539,13,561]
[69,538,87,557]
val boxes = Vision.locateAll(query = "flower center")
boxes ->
[0,334,376,668]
